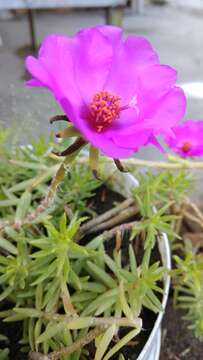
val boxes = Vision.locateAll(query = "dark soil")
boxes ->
[160,298,203,360]
[86,185,125,215]
[0,318,27,359]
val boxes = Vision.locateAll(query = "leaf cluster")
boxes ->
[0,211,165,359]
[0,131,100,222]
[0,130,168,359]
[173,242,203,340]
[132,170,192,211]
[0,334,9,360]
[56,165,100,216]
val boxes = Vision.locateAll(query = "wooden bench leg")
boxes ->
[105,7,111,25]
[105,7,123,27]
[134,0,144,14]
[27,9,37,51]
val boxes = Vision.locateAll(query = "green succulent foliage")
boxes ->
[79,246,165,318]
[132,170,192,212]
[29,213,91,286]
[130,202,178,240]
[0,335,9,360]
[0,236,29,300]
[173,242,203,340]
[0,132,55,219]
[29,133,54,158]
[0,213,93,356]
[0,126,200,358]
[0,206,166,359]
[1,238,164,359]
[56,165,101,216]
[0,348,9,360]
[131,170,190,249]
[0,128,101,224]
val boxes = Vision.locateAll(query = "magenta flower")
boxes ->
[25,25,186,158]
[164,120,203,157]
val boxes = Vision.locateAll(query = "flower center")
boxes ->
[181,141,192,153]
[89,91,121,132]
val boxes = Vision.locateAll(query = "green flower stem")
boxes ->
[89,146,100,178]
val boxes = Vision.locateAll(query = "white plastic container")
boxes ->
[137,230,170,360]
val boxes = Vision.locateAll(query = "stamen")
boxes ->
[181,141,192,153]
[89,91,121,132]
[88,91,140,132]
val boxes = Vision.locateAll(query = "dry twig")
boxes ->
[49,327,104,360]
[80,198,134,234]
[77,156,203,170]
[87,206,138,234]
[28,352,50,360]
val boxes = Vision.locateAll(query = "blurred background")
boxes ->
[0,0,203,160]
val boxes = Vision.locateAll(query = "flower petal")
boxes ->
[139,64,177,112]
[112,130,151,149]
[74,27,115,104]
[104,35,159,102]
[90,133,135,158]
[96,25,123,45]
[141,86,186,135]
[25,56,52,88]
[124,35,159,66]
[26,35,83,106]
[26,78,44,87]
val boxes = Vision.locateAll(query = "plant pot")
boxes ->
[111,171,171,360]
[0,154,171,359]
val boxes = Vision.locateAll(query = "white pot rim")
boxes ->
[137,231,171,359]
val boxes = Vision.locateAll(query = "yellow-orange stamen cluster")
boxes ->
[181,141,192,153]
[89,91,121,132]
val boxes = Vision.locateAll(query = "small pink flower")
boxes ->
[164,120,203,157]
[25,25,186,158]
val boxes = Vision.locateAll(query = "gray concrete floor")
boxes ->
[0,3,203,161]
